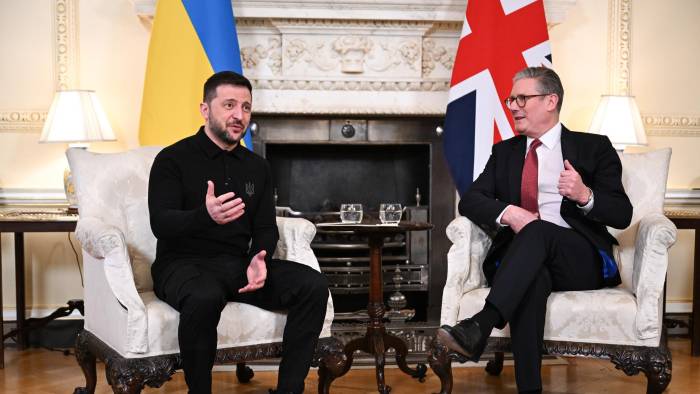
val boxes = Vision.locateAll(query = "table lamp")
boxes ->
[39,90,116,210]
[588,95,648,151]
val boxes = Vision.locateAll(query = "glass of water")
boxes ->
[340,203,363,224]
[379,203,402,225]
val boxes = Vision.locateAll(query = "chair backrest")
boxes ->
[67,146,162,292]
[467,148,672,291]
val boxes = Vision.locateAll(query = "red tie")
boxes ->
[521,139,542,214]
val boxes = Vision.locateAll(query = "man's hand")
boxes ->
[501,205,539,234]
[205,180,245,224]
[239,250,267,293]
[558,160,591,205]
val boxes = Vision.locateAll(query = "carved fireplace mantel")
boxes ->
[130,0,576,115]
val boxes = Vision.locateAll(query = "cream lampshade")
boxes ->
[588,95,648,151]
[40,90,115,209]
[40,90,115,143]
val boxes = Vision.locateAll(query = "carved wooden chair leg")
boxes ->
[104,356,178,394]
[610,345,672,394]
[315,337,349,394]
[73,330,97,394]
[485,351,505,376]
[642,347,672,394]
[236,362,255,383]
[105,360,147,394]
[428,336,453,394]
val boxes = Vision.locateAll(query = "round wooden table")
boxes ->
[317,221,432,393]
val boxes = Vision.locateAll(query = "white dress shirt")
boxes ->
[496,122,593,228]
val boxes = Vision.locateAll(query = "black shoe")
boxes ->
[436,319,488,362]
[269,390,301,394]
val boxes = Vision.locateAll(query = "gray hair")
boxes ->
[513,66,564,113]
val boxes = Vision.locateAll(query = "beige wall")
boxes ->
[1,0,698,314]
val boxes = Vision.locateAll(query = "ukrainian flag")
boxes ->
[139,0,252,149]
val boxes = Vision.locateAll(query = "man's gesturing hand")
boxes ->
[205,180,245,224]
[239,250,267,293]
[502,205,539,234]
[558,160,591,205]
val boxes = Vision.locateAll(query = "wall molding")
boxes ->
[643,114,700,137]
[606,1,700,138]
[1,187,696,207]
[0,0,78,133]
[0,188,67,205]
[607,0,632,95]
[0,111,47,132]
[54,0,79,90]
[665,188,700,206]
[665,301,692,314]
[251,78,450,92]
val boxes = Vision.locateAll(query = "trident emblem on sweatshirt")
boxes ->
[245,181,255,197]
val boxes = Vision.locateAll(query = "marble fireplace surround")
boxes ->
[133,0,577,115]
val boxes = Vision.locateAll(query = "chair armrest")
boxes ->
[273,216,334,337]
[274,216,320,271]
[441,217,475,325]
[75,217,149,353]
[632,213,677,340]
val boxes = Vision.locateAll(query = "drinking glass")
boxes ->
[340,203,363,224]
[379,203,402,225]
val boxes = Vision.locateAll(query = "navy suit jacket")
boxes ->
[458,126,633,287]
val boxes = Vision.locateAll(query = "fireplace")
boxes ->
[253,116,454,326]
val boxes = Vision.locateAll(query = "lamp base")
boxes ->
[63,168,79,210]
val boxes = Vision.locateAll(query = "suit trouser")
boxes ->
[485,220,605,392]
[154,256,329,394]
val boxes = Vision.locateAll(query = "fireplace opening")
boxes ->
[255,116,454,331]
[266,143,430,213]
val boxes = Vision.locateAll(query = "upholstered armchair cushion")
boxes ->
[439,148,676,347]
[67,147,334,358]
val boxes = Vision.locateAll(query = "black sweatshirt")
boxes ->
[148,127,278,281]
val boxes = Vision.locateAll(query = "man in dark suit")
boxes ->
[437,66,632,394]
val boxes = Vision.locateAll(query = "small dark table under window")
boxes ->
[0,206,82,368]
[665,207,700,357]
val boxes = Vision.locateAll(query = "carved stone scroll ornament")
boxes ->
[241,37,282,75]
[333,36,374,73]
[422,39,455,77]
[286,38,337,72]
[365,40,421,73]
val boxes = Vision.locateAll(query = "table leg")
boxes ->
[384,332,427,380]
[371,330,389,394]
[341,232,426,392]
[14,232,26,350]
[692,228,700,356]
[368,236,391,393]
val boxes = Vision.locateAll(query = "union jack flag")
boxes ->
[444,0,551,195]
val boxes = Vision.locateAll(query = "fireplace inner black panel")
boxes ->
[266,144,430,213]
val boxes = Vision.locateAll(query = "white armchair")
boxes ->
[429,148,676,394]
[66,147,347,394]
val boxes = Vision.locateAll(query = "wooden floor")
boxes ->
[0,338,698,393]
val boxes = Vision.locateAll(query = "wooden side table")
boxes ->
[0,206,81,368]
[318,221,432,394]
[665,207,700,356]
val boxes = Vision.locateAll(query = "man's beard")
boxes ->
[210,117,246,146]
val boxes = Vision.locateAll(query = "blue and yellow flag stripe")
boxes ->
[139,0,252,149]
